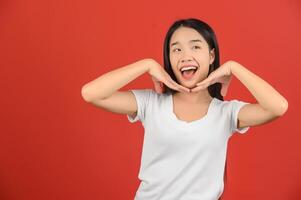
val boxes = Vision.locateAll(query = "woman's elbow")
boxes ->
[81,85,92,102]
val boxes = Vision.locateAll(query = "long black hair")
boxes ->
[162,18,224,101]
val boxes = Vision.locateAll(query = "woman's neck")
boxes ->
[173,89,213,104]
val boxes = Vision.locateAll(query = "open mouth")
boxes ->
[180,66,198,80]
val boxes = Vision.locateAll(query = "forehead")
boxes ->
[170,27,206,46]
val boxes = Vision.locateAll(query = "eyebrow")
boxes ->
[170,39,202,47]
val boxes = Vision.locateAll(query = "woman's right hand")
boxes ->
[147,59,190,94]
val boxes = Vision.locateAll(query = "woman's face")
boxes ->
[169,26,215,89]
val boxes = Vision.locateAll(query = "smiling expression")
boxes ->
[169,26,215,89]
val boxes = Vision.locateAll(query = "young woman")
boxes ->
[81,18,288,200]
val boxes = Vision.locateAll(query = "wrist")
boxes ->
[144,58,158,73]
[142,58,153,71]
[228,60,237,75]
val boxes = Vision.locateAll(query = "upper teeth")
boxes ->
[180,66,197,72]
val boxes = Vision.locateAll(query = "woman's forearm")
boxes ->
[81,58,152,102]
[230,60,288,115]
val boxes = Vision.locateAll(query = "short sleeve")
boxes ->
[230,99,251,134]
[126,89,152,123]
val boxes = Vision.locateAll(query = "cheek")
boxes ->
[169,57,178,69]
[195,60,210,75]
[198,66,209,76]
[197,56,211,67]
[169,54,176,63]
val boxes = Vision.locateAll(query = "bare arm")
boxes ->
[81,58,152,102]
[229,61,288,129]
[81,58,189,117]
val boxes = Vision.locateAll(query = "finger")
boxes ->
[196,78,210,86]
[170,81,188,93]
[197,71,218,85]
[161,82,166,93]
[164,79,181,92]
[166,76,180,89]
[166,76,190,93]
[220,76,232,96]
[223,76,232,89]
[152,78,161,93]
[221,88,226,97]
[221,83,229,97]
[170,80,190,93]
[154,82,163,93]
[151,76,160,83]
[190,85,206,93]
[196,81,211,90]
[176,84,190,93]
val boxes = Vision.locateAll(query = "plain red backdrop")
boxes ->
[0,0,300,199]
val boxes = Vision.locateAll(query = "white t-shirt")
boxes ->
[127,89,250,200]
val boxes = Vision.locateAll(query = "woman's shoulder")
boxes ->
[129,88,170,102]
[214,97,246,104]
[213,97,250,111]
[132,88,171,95]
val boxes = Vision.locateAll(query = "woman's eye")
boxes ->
[172,46,200,52]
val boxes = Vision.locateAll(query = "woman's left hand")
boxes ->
[190,61,233,97]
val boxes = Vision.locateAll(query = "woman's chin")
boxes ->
[176,75,203,88]
[179,80,198,88]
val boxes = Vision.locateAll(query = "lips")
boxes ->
[180,67,199,80]
[179,64,198,71]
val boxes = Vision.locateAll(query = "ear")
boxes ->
[209,48,215,64]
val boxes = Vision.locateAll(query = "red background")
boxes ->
[0,0,300,199]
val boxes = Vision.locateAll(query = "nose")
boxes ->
[180,50,193,63]
[180,57,193,63]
